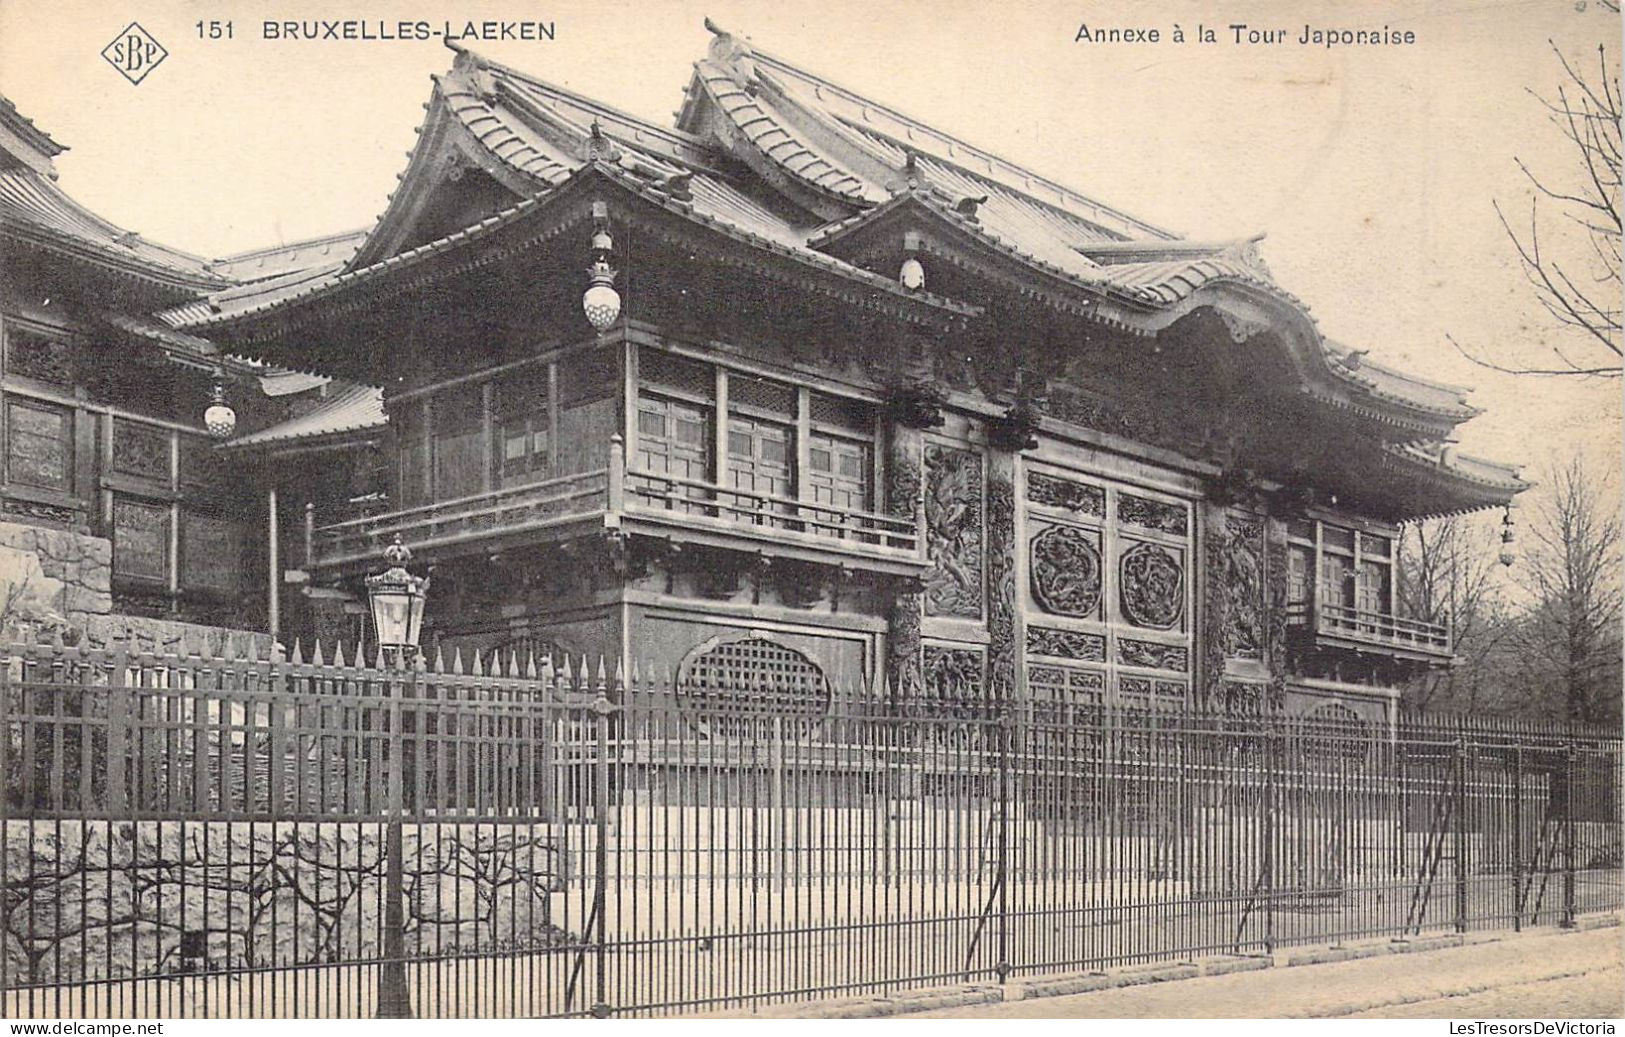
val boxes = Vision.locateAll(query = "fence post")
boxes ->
[376,661,413,1018]
[1562,740,1577,929]
[1263,712,1278,955]
[1512,744,1524,933]
[591,692,614,1018]
[1453,725,1468,933]
[996,708,1011,984]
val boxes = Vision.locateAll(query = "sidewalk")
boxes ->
[909,924,1622,1019]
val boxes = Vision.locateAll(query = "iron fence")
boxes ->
[0,639,1619,1018]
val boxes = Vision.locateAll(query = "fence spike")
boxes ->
[311,639,326,667]
[290,638,305,666]
[332,640,348,669]
[431,644,445,674]
[561,655,575,690]
[525,651,538,680]
[451,647,465,675]
[613,656,625,693]
[596,655,608,691]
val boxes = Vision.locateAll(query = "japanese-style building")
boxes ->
[0,92,373,648]
[6,25,1529,726]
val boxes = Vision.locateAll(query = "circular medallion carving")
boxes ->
[1119,542,1184,630]
[1029,524,1102,617]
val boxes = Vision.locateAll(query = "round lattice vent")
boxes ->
[677,637,832,734]
[1301,702,1373,763]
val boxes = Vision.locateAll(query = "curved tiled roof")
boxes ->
[177,163,976,334]
[225,384,385,450]
[0,168,227,289]
[689,58,880,206]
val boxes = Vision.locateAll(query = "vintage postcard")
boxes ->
[0,0,1619,1024]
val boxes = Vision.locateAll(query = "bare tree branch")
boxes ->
[1455,42,1622,378]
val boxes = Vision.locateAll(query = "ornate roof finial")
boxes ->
[580,120,622,163]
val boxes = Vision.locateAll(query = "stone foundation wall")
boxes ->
[0,520,270,656]
[1,820,568,985]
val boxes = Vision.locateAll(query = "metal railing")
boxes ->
[2,640,1617,1018]
[1287,601,1452,657]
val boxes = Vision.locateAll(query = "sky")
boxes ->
[0,0,1619,500]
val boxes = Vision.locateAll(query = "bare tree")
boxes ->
[1506,459,1623,725]
[1451,41,1621,378]
[1397,515,1513,713]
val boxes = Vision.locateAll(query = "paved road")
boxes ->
[914,926,1623,1019]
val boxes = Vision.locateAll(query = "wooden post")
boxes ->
[267,485,280,644]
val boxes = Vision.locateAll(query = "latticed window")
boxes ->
[677,637,832,730]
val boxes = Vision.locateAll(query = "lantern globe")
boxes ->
[365,536,429,655]
[583,259,621,331]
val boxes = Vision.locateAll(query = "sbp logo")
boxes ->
[101,23,168,85]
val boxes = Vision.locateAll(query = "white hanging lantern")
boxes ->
[203,383,236,439]
[899,256,925,291]
[1498,506,1517,568]
[584,259,621,331]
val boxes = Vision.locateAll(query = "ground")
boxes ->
[911,926,1623,1019]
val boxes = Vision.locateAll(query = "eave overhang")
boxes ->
[811,189,1477,438]
[182,163,976,369]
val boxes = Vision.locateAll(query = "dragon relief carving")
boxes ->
[1224,515,1266,660]
[1119,542,1184,630]
[922,444,984,619]
[1029,523,1103,618]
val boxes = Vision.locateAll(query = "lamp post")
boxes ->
[365,535,427,1019]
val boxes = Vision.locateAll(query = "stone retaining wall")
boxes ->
[1,820,568,985]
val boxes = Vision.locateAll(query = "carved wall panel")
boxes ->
[1028,522,1102,618]
[112,498,169,581]
[922,443,983,619]
[1119,542,1184,630]
[1026,625,1106,661]
[1118,492,1188,536]
[1117,637,1188,672]
[886,425,925,702]
[1224,514,1265,660]
[113,420,171,481]
[5,328,76,386]
[922,645,986,708]
[1026,471,1104,517]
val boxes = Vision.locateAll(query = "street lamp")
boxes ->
[366,535,429,659]
[364,534,426,1019]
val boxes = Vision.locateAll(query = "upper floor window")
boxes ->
[493,371,550,487]
[631,346,877,526]
[1287,518,1394,617]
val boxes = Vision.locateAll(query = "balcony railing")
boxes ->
[312,469,610,569]
[1287,601,1452,660]
[623,467,923,568]
[310,436,926,573]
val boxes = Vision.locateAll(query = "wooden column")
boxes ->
[985,449,1020,703]
[885,421,923,707]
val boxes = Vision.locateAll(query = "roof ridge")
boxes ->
[701,21,1174,240]
[218,228,370,264]
[450,43,719,156]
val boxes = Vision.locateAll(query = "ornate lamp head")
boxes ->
[203,382,236,439]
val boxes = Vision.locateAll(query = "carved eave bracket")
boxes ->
[883,383,947,430]
[987,400,1043,452]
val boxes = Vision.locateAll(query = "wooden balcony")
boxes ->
[1286,601,1453,663]
[311,469,611,571]
[310,437,926,576]
[621,468,925,575]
